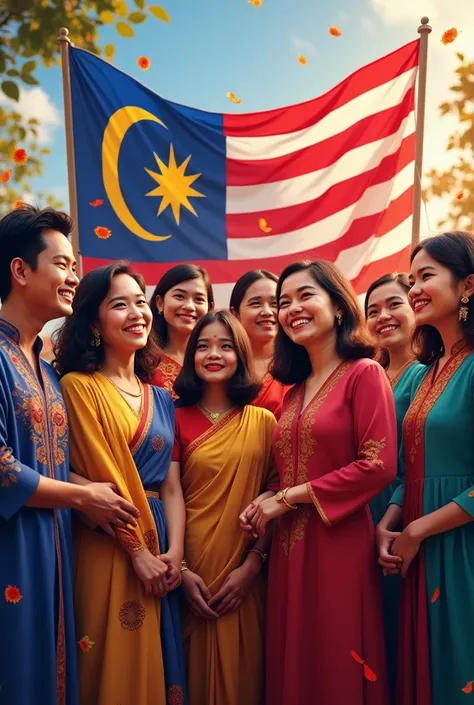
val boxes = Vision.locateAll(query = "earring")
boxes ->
[91,330,101,347]
[459,296,470,322]
[157,308,163,315]
[336,313,343,326]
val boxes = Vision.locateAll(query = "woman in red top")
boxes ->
[230,270,289,418]
[149,264,214,399]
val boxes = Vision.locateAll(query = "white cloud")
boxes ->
[361,17,377,34]
[370,0,474,237]
[291,35,316,57]
[336,10,352,23]
[0,86,61,144]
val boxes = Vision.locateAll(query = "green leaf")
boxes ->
[99,10,115,23]
[456,52,465,62]
[19,127,26,141]
[28,117,39,125]
[149,5,170,22]
[116,22,134,37]
[21,74,39,86]
[30,128,38,138]
[128,11,146,23]
[40,148,50,155]
[135,0,146,7]
[21,45,36,58]
[0,52,6,74]
[22,60,36,74]
[6,69,20,77]
[1,81,19,101]
[104,43,116,59]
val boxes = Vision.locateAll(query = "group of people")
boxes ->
[0,204,473,705]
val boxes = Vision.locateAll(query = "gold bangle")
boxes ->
[248,547,267,563]
[181,559,189,573]
[275,487,298,511]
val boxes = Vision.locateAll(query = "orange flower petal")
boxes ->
[441,27,458,45]
[462,681,473,694]
[363,664,377,682]
[78,635,95,652]
[12,148,28,165]
[227,92,242,104]
[89,199,104,207]
[351,650,364,665]
[4,585,23,604]
[258,217,272,233]
[297,54,307,65]
[13,201,24,210]
[469,490,474,497]
[456,191,464,200]
[94,226,112,239]
[329,26,342,37]
[431,587,440,603]
[248,0,262,5]
[1,169,12,183]
[137,56,151,70]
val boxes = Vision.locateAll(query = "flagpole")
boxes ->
[411,16,432,248]
[58,27,82,277]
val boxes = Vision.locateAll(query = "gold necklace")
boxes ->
[387,360,413,389]
[198,404,234,421]
[100,369,143,398]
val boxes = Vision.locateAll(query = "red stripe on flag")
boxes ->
[226,133,415,238]
[223,41,418,138]
[227,89,415,186]
[351,244,411,294]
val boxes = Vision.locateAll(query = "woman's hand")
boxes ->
[391,523,422,578]
[181,570,219,620]
[375,524,402,576]
[160,550,182,591]
[240,491,275,538]
[208,557,261,616]
[80,482,140,536]
[249,495,290,537]
[131,550,169,597]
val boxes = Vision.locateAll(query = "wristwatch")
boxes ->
[274,488,298,511]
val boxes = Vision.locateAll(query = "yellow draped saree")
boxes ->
[60,372,167,705]
[176,404,276,705]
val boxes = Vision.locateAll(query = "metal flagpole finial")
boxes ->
[58,27,71,44]
[418,17,432,34]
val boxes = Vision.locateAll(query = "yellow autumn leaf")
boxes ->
[227,92,242,104]
[116,21,135,37]
[258,217,272,233]
[105,44,116,59]
[297,54,307,65]
[30,19,40,30]
[114,0,129,17]
[150,5,171,22]
[99,9,115,23]
[43,57,54,68]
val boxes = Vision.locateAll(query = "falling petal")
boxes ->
[78,635,95,652]
[248,0,262,5]
[94,226,112,239]
[431,587,440,603]
[227,92,242,104]
[363,664,377,682]
[462,681,473,694]
[469,490,474,497]
[4,585,22,604]
[297,54,307,65]
[258,217,272,233]
[89,199,104,207]
[14,201,23,209]
[12,148,28,165]
[441,27,458,45]
[329,26,342,37]
[1,170,11,183]
[456,191,464,200]
[351,650,364,665]
[137,56,151,70]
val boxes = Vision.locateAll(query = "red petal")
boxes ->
[351,650,364,664]
[431,587,440,603]
[363,664,377,682]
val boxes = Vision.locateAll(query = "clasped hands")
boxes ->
[376,522,422,578]
[239,490,289,539]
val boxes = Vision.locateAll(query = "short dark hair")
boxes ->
[364,272,412,369]
[174,310,260,407]
[0,204,73,302]
[149,264,214,348]
[410,231,474,364]
[229,269,278,313]
[53,261,160,382]
[271,260,376,385]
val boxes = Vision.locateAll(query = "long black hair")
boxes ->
[149,264,214,348]
[53,261,160,382]
[410,231,474,364]
[229,269,278,313]
[271,260,376,385]
[174,310,260,406]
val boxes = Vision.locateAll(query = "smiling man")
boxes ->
[0,205,140,705]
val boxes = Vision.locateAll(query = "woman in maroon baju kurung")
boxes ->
[241,260,397,705]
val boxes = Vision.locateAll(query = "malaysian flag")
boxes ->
[68,40,419,305]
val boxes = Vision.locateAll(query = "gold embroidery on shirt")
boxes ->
[360,438,386,470]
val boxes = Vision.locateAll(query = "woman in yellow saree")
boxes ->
[54,262,187,705]
[172,310,277,705]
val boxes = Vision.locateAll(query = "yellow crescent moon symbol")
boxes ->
[102,106,171,242]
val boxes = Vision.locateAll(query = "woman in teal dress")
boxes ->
[377,231,474,705]
[365,272,423,702]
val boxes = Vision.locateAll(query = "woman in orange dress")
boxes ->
[173,310,276,705]
[149,264,214,399]
[230,270,288,418]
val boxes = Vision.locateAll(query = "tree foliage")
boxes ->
[0,0,170,213]
[423,53,474,230]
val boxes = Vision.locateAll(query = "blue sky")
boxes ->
[27,0,426,205]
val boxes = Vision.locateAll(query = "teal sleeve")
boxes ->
[390,483,404,507]
[452,488,474,519]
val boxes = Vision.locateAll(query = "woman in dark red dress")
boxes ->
[241,260,397,705]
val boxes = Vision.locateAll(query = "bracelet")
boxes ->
[275,487,298,511]
[248,547,267,563]
[181,559,189,573]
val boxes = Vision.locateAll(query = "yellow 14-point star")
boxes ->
[145,144,205,225]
